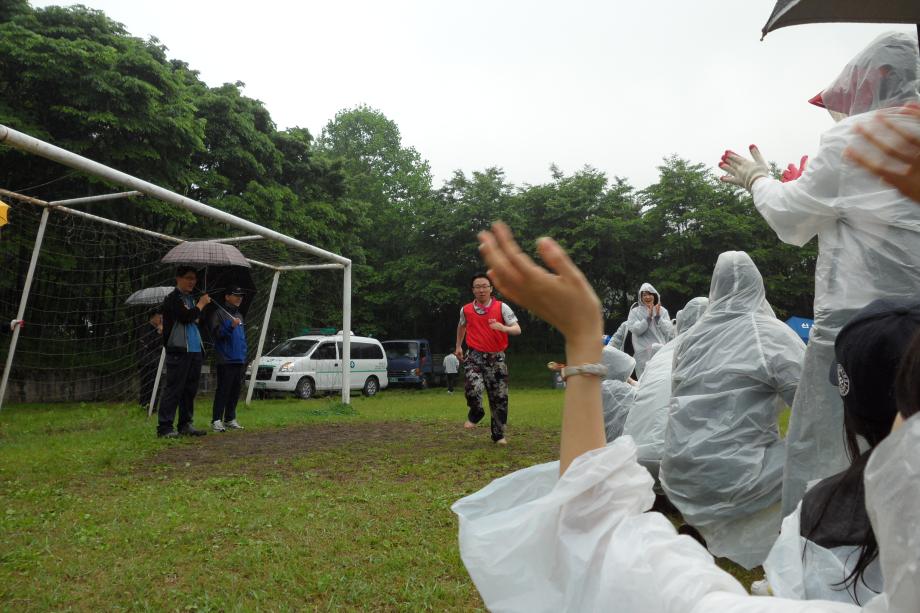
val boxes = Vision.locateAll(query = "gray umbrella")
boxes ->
[160,241,251,268]
[125,286,174,306]
[762,1,920,50]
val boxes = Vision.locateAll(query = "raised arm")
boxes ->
[478,222,604,474]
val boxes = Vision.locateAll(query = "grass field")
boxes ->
[0,384,761,611]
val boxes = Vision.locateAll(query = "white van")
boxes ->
[248,333,388,399]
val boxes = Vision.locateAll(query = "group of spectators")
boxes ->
[138,266,249,438]
[453,31,920,612]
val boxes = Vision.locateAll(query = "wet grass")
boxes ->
[0,387,763,610]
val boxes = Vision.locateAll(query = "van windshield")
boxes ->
[384,341,418,360]
[266,339,318,357]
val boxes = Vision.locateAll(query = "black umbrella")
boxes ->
[205,266,257,317]
[762,1,920,52]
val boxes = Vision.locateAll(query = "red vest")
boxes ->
[464,300,509,352]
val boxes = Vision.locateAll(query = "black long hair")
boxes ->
[895,328,920,420]
[837,409,887,600]
[801,398,894,603]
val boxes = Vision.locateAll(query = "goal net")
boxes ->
[0,193,344,410]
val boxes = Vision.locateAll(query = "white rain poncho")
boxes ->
[601,345,637,442]
[661,251,805,569]
[763,498,882,604]
[746,31,920,517]
[861,412,920,613]
[452,436,861,613]
[451,417,918,613]
[622,296,709,480]
[607,319,629,352]
[627,282,674,377]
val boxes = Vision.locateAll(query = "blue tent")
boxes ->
[785,316,813,343]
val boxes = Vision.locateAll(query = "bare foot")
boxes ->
[463,421,477,429]
[496,438,508,445]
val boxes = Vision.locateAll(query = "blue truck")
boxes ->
[382,339,448,388]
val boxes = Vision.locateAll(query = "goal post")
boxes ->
[0,123,353,410]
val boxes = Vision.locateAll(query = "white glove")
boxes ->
[719,145,770,191]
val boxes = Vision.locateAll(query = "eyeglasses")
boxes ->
[472,285,491,290]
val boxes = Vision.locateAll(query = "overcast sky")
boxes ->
[32,0,916,190]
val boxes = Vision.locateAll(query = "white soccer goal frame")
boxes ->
[0,123,354,411]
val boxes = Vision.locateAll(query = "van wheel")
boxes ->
[362,376,379,397]
[295,377,315,400]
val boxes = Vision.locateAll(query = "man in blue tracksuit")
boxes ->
[209,286,248,432]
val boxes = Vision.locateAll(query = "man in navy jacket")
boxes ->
[208,286,248,432]
[158,266,210,438]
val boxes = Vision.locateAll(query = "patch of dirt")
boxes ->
[138,420,556,481]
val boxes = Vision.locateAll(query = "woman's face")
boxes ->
[641,291,654,305]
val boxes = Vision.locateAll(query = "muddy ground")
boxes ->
[140,420,559,481]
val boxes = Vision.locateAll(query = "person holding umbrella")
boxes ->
[158,266,210,438]
[208,286,248,432]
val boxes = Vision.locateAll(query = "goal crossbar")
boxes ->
[0,123,355,409]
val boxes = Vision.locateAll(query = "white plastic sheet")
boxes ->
[661,251,805,569]
[622,297,709,479]
[746,31,920,517]
[764,503,882,604]
[453,437,862,613]
[861,413,920,613]
[607,319,629,352]
[601,345,637,442]
[627,282,674,377]
[452,439,656,613]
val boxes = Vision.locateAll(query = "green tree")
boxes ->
[0,4,205,201]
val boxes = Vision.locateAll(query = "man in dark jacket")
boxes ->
[157,266,210,438]
[136,308,163,410]
[208,286,247,432]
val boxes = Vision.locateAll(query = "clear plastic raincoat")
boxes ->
[451,412,920,613]
[627,282,674,377]
[600,345,637,442]
[622,297,709,480]
[763,496,882,604]
[607,319,629,352]
[747,31,920,517]
[861,412,920,612]
[661,251,805,569]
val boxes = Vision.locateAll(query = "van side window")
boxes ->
[313,343,336,360]
[337,342,383,360]
[352,342,383,360]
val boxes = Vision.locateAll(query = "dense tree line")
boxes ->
[0,2,816,354]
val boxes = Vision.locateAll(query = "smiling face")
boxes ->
[641,291,655,306]
[471,275,493,305]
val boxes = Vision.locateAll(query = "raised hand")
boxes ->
[720,145,770,192]
[846,104,920,204]
[781,155,809,182]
